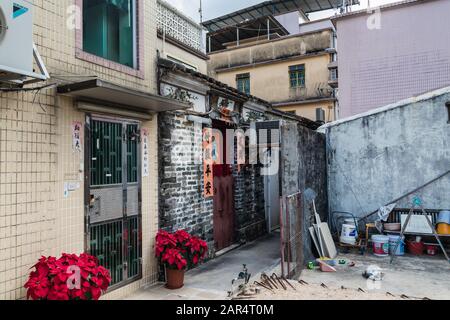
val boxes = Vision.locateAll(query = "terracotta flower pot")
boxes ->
[166,268,185,290]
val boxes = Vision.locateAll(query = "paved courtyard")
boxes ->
[126,233,281,300]
[297,253,450,300]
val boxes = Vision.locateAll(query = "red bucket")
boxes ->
[407,241,424,256]
[425,244,439,256]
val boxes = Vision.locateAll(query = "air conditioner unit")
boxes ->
[0,0,48,84]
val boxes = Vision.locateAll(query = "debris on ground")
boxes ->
[251,279,412,300]
[362,265,385,281]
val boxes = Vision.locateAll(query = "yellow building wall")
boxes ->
[276,102,336,123]
[212,54,335,121]
[214,54,329,101]
[0,0,160,300]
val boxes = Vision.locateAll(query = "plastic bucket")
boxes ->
[372,235,390,257]
[388,235,405,256]
[342,224,357,237]
[407,240,424,256]
[425,244,439,256]
[344,218,357,226]
[340,235,356,245]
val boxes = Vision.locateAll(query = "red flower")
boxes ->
[24,253,111,300]
[162,248,187,270]
[155,230,208,270]
[24,274,50,300]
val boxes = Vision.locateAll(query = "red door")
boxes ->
[212,120,235,251]
[213,167,235,251]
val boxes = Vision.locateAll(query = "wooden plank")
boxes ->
[319,222,338,259]
[309,227,322,257]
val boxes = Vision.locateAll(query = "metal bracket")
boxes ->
[0,42,50,85]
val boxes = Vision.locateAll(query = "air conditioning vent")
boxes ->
[0,0,33,77]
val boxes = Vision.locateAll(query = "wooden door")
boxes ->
[211,119,236,251]
[213,171,235,251]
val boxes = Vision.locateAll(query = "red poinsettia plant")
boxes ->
[24,253,111,300]
[155,230,208,270]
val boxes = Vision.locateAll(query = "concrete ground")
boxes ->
[126,233,281,300]
[299,253,450,300]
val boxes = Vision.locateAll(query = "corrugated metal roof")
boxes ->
[202,0,348,33]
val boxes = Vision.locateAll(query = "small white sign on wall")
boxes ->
[401,214,434,234]
[142,128,149,178]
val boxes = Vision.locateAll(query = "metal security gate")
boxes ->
[280,192,304,279]
[85,116,142,288]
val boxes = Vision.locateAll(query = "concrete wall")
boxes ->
[276,100,335,122]
[214,54,331,102]
[280,122,328,262]
[208,30,333,73]
[336,0,450,118]
[324,87,450,221]
[0,0,160,300]
[156,38,208,74]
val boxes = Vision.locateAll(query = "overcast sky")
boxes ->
[164,0,401,23]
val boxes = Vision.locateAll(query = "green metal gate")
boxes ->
[85,116,142,288]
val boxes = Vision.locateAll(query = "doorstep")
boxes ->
[215,243,241,258]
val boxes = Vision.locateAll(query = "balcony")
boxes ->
[156,0,205,53]
[328,68,338,88]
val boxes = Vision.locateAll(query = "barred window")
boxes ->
[289,64,305,88]
[236,73,250,95]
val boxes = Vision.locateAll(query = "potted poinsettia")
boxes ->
[24,253,111,300]
[155,230,208,289]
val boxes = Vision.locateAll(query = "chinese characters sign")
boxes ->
[72,121,82,152]
[203,128,222,198]
[142,128,149,178]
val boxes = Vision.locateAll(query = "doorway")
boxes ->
[256,121,281,232]
[85,116,142,288]
[212,120,235,251]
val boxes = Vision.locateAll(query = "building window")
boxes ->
[289,64,305,88]
[83,0,136,68]
[236,73,250,95]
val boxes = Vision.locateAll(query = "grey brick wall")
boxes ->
[158,112,268,254]
[158,112,214,246]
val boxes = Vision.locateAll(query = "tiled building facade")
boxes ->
[0,0,164,300]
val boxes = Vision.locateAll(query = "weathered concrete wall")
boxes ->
[234,165,266,243]
[281,122,328,262]
[214,54,332,104]
[336,0,450,117]
[324,87,450,220]
[208,31,333,73]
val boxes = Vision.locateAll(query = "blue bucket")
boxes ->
[437,211,450,225]
[388,235,405,256]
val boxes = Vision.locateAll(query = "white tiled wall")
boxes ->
[0,0,160,300]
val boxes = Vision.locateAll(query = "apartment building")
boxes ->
[0,0,189,300]
[332,0,450,118]
[204,1,342,123]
